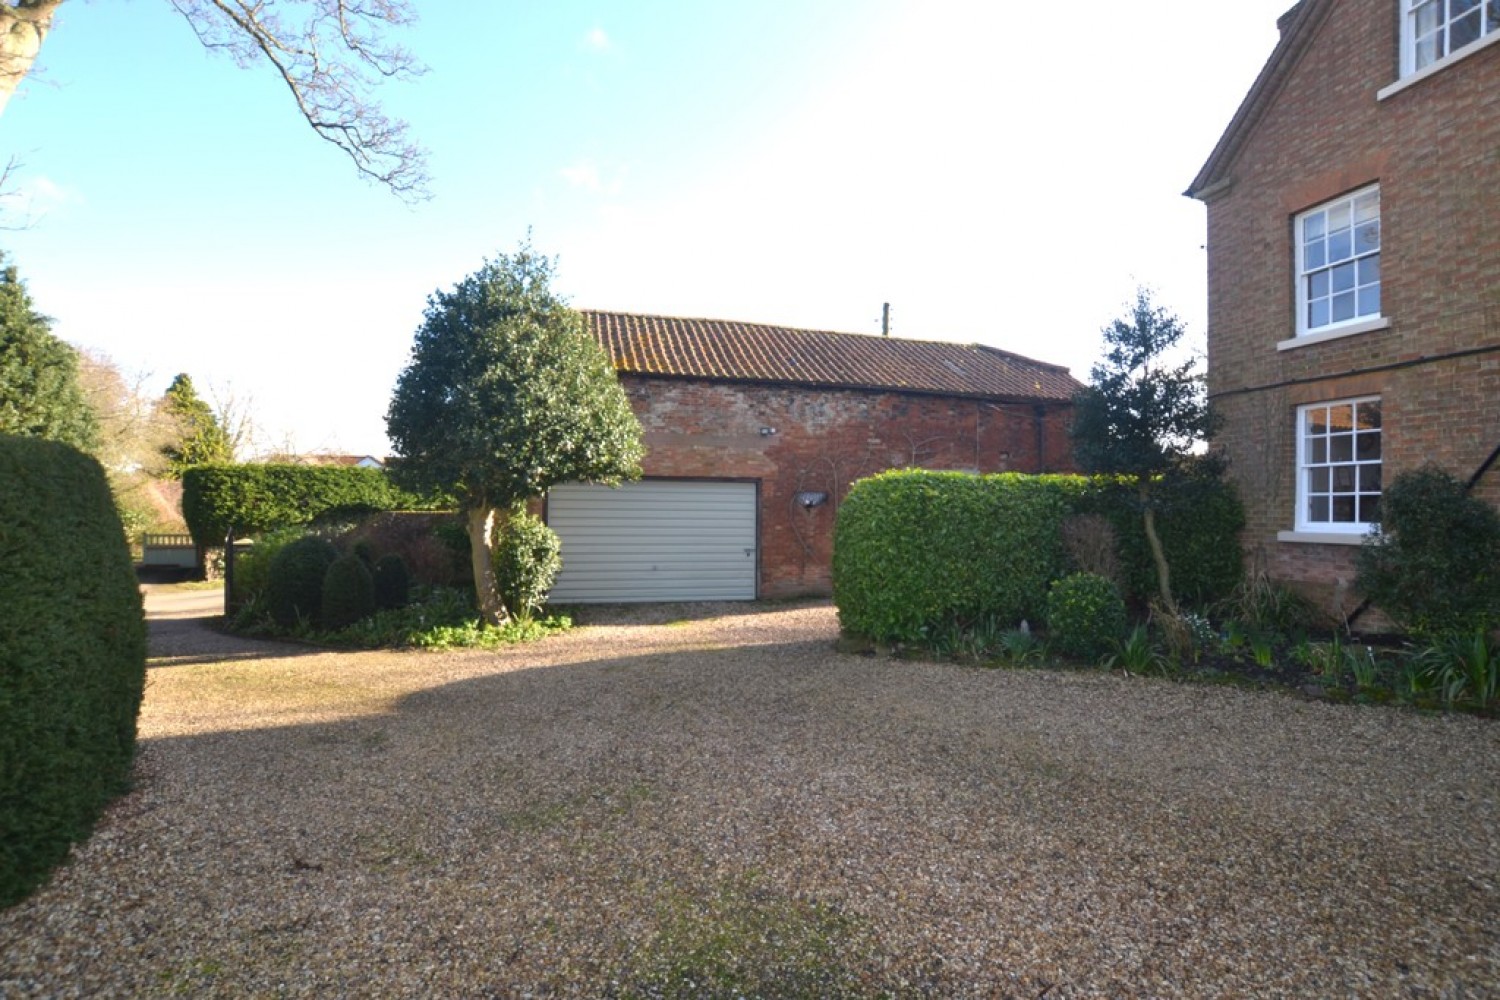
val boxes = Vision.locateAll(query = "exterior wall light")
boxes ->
[796,491,829,509]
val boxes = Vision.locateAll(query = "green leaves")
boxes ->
[386,240,644,510]
[0,254,99,453]
[0,435,145,905]
[181,464,425,546]
[159,373,233,477]
[1071,288,1218,479]
[832,469,1244,646]
[1356,467,1500,636]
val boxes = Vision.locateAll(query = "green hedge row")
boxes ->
[181,464,438,546]
[0,436,147,906]
[832,468,1243,643]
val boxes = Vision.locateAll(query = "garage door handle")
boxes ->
[744,548,755,557]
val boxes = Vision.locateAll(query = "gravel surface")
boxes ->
[2,588,1497,997]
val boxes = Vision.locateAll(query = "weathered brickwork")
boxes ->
[620,375,1076,597]
[1196,0,1500,616]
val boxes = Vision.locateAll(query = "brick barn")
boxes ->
[541,311,1081,602]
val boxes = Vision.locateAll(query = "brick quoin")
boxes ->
[1191,0,1500,620]
[620,375,1075,598]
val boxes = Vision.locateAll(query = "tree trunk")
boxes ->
[1141,495,1175,614]
[467,505,510,626]
[0,1,64,119]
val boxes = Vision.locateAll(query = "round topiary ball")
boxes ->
[321,552,376,630]
[1045,572,1128,663]
[265,535,339,629]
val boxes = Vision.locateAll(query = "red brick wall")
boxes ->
[621,375,1076,597]
[1201,0,1500,616]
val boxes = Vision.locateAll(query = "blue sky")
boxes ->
[2,0,1293,456]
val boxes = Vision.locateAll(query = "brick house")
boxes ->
[1186,0,1500,618]
[541,311,1081,602]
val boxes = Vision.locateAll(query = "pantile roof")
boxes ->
[583,311,1081,403]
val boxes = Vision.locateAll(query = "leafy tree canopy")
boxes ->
[159,373,233,476]
[1071,289,1218,479]
[386,239,644,622]
[1071,289,1221,610]
[0,251,97,451]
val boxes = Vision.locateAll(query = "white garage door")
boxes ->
[546,480,758,602]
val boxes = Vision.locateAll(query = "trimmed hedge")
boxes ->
[1078,468,1246,610]
[832,469,1243,644]
[0,435,146,906]
[832,471,1073,643]
[181,464,438,547]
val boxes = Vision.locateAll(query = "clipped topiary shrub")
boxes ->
[0,435,147,906]
[373,553,412,610]
[321,552,377,630]
[493,508,562,620]
[1356,466,1500,636]
[1046,572,1128,662]
[266,534,339,628]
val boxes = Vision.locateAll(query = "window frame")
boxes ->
[1293,185,1382,340]
[1400,0,1500,78]
[1294,396,1384,536]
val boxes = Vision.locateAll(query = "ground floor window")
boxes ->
[1296,397,1382,532]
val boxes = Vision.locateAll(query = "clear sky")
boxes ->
[2,0,1294,457]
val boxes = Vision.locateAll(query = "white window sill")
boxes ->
[1277,530,1370,546]
[1278,316,1390,352]
[1380,31,1500,101]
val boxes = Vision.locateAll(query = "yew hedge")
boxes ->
[0,436,146,906]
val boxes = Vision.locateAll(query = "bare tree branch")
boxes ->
[0,0,429,201]
[167,0,429,200]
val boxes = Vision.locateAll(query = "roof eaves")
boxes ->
[1185,0,1335,200]
[614,368,1077,405]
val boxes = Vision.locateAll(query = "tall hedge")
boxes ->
[832,469,1242,643]
[832,471,1073,642]
[0,435,147,906]
[181,464,434,546]
[1076,467,1246,609]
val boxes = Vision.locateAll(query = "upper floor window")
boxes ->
[1404,0,1500,74]
[1295,186,1381,337]
[1296,397,1383,533]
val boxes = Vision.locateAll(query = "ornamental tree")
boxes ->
[386,242,644,624]
[1071,289,1220,612]
[0,251,97,451]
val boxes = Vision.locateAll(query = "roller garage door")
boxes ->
[546,480,758,602]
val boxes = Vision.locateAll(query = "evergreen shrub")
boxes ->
[493,509,562,620]
[372,553,412,610]
[321,553,376,630]
[181,464,438,548]
[1046,572,1128,662]
[266,535,339,628]
[1356,467,1500,636]
[0,436,146,905]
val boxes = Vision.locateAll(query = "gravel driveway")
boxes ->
[1,588,1496,998]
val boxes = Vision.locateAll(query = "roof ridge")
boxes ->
[582,308,1063,364]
